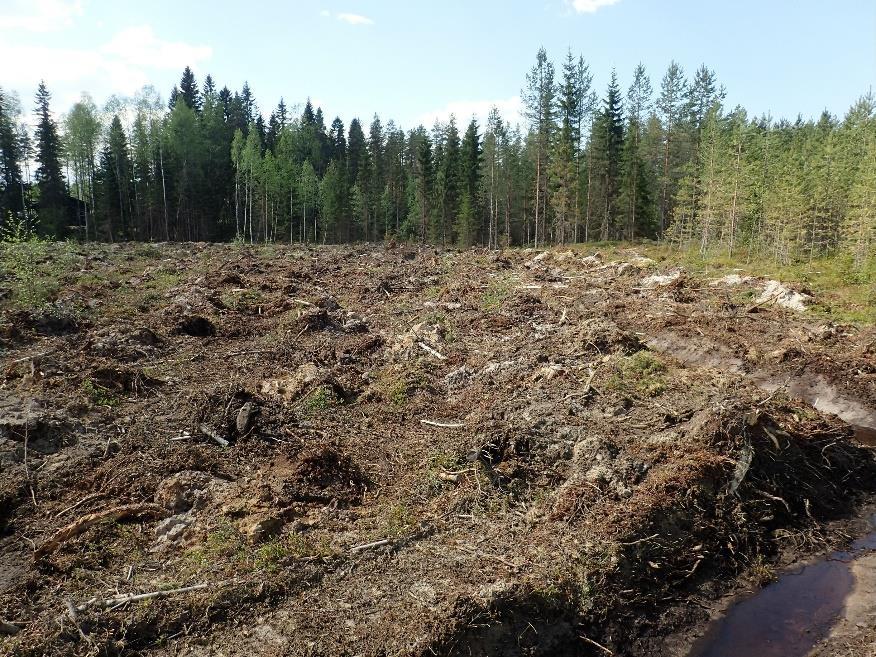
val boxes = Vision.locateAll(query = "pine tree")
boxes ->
[298,161,318,242]
[620,64,654,239]
[556,50,587,242]
[33,81,69,237]
[482,107,505,247]
[687,65,724,137]
[319,160,346,242]
[384,123,406,236]
[349,182,366,240]
[842,94,876,268]
[657,62,687,233]
[522,47,556,246]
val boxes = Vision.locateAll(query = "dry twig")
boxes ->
[199,423,229,448]
[350,539,391,553]
[74,582,212,613]
[417,342,447,360]
[420,419,465,429]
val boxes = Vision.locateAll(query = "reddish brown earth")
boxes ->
[1,243,874,656]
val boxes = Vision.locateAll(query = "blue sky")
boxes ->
[2,0,874,129]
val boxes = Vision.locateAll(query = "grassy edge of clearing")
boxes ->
[577,240,875,325]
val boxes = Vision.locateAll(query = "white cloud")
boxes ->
[0,24,212,101]
[417,96,523,130]
[336,12,374,25]
[0,0,84,32]
[567,0,621,13]
[101,25,212,71]
[319,9,331,17]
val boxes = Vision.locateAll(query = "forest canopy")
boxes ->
[0,51,873,271]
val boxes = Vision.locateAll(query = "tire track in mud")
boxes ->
[645,328,876,442]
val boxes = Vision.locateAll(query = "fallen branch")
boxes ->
[350,538,391,553]
[580,634,614,655]
[619,533,660,546]
[199,423,229,448]
[35,503,165,560]
[23,404,37,508]
[417,341,447,360]
[8,350,54,365]
[438,466,475,483]
[420,419,465,429]
[74,582,212,613]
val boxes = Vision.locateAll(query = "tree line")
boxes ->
[0,52,873,269]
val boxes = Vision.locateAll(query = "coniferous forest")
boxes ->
[1,50,874,270]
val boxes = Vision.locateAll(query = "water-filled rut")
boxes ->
[685,515,876,657]
[645,329,876,657]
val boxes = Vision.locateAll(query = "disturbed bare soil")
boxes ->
[1,243,875,657]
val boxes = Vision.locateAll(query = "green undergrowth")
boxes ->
[579,241,875,324]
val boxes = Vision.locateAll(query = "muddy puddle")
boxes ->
[852,424,876,447]
[686,515,876,657]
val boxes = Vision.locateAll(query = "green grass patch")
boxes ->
[81,379,121,407]
[481,277,513,310]
[298,384,340,416]
[606,350,668,398]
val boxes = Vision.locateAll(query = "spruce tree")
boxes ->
[328,118,347,163]
[595,71,624,240]
[347,118,367,188]
[435,117,460,244]
[460,119,481,219]
[33,81,69,237]
[414,133,434,242]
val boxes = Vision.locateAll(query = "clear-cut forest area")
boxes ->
[1,35,875,657]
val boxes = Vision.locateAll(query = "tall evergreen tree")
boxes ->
[620,64,654,239]
[593,71,624,240]
[0,88,26,222]
[656,62,688,233]
[522,47,556,246]
[33,81,69,237]
[414,132,434,242]
[435,117,460,244]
